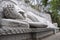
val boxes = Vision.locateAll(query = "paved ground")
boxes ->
[42,32,60,40]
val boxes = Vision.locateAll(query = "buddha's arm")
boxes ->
[1,19,29,28]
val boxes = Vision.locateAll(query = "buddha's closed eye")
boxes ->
[19,11,26,18]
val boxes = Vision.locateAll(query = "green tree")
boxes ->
[42,0,60,27]
[42,0,48,7]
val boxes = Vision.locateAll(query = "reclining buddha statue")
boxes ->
[0,0,58,29]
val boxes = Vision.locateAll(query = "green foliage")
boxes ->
[42,0,48,7]
[50,0,60,27]
[42,0,60,27]
[50,0,60,11]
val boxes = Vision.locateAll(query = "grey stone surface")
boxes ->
[42,32,60,40]
[32,31,53,40]
[0,33,32,40]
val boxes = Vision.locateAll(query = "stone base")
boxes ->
[53,28,59,34]
[0,28,55,40]
[0,33,32,40]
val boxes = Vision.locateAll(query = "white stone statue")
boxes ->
[0,0,58,29]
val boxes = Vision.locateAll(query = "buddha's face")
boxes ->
[7,3,26,18]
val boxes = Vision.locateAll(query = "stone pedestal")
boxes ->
[0,28,54,40]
